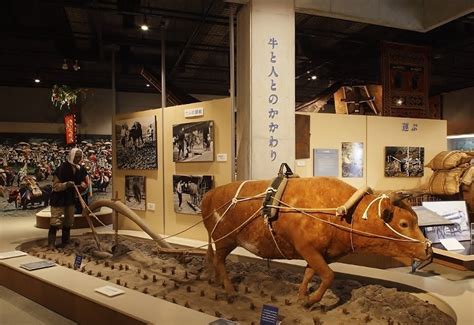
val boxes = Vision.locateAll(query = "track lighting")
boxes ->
[72,60,80,71]
[62,59,69,70]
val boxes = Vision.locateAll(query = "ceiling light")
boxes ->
[141,24,149,31]
[146,83,150,87]
[311,75,317,80]
[396,98,403,105]
[34,78,40,83]
[62,59,69,70]
[72,60,80,71]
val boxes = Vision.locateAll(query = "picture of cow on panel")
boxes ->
[115,116,157,169]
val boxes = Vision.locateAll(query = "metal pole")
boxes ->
[160,23,167,233]
[111,49,117,113]
[161,26,166,108]
[229,4,236,181]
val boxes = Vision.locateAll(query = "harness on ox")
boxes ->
[262,163,298,224]
[260,163,373,258]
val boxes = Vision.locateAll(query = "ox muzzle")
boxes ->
[411,239,433,272]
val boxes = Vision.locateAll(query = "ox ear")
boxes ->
[381,208,393,223]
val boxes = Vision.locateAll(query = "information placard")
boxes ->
[260,304,279,325]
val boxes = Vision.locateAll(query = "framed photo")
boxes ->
[422,201,470,243]
[385,146,424,177]
[125,176,146,211]
[341,142,363,178]
[172,121,214,162]
[115,116,157,169]
[173,175,213,214]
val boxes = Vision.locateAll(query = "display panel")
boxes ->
[172,121,214,162]
[125,175,146,211]
[172,175,213,214]
[384,146,424,177]
[115,116,157,169]
[341,142,364,178]
[422,201,470,243]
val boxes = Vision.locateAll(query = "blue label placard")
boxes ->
[74,255,83,269]
[260,304,279,325]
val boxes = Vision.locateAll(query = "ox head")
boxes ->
[354,191,432,262]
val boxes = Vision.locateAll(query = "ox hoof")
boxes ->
[297,296,310,308]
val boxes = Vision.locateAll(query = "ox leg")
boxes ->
[300,252,334,307]
[298,266,315,300]
[213,245,236,293]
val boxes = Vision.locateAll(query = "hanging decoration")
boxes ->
[51,84,85,110]
[64,113,77,145]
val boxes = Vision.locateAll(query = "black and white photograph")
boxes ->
[341,142,364,177]
[173,175,213,214]
[125,176,146,211]
[422,201,470,243]
[115,116,157,169]
[384,146,424,177]
[172,121,214,162]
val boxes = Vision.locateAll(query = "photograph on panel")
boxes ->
[385,146,424,177]
[172,121,214,162]
[0,133,113,200]
[115,116,157,169]
[421,201,470,243]
[125,175,146,211]
[341,142,364,177]
[173,175,213,214]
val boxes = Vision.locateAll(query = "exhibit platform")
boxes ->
[0,253,217,324]
[35,206,113,229]
[1,230,473,324]
[432,241,474,271]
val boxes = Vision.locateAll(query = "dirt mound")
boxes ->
[18,234,455,325]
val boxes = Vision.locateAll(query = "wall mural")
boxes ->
[115,116,157,169]
[125,175,146,211]
[341,142,364,178]
[172,175,213,214]
[172,121,214,162]
[0,133,112,193]
[384,146,424,177]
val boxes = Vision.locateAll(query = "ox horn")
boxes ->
[389,189,426,205]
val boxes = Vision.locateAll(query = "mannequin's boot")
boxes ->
[60,227,71,247]
[47,226,57,249]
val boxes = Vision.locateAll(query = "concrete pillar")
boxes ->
[236,0,295,180]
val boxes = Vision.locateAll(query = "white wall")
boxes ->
[294,113,447,191]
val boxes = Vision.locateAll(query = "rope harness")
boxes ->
[74,164,431,258]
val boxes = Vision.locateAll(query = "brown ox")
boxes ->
[201,177,432,306]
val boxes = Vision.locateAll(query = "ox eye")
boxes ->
[399,221,408,228]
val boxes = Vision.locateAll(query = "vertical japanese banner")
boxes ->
[64,113,77,145]
[250,0,295,179]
